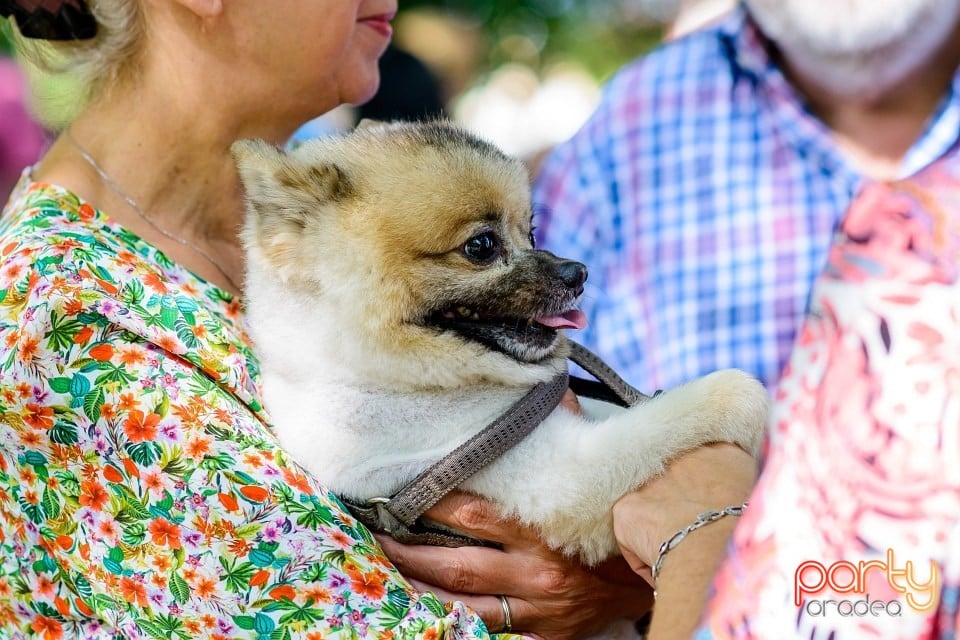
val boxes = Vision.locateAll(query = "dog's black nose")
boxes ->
[557,260,588,290]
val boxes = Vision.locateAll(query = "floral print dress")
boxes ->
[0,178,504,640]
[699,155,960,637]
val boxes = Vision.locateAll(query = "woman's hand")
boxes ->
[612,443,758,574]
[611,443,758,640]
[377,491,653,640]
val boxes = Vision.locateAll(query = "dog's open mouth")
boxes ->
[427,305,587,363]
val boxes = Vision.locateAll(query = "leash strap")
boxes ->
[343,341,657,546]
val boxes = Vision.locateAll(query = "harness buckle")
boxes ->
[366,496,405,537]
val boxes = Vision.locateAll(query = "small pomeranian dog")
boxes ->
[232,121,768,568]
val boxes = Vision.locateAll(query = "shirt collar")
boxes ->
[717,4,771,83]
[900,72,960,178]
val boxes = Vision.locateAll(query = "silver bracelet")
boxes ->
[651,501,748,586]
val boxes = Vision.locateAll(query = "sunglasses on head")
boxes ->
[0,0,96,41]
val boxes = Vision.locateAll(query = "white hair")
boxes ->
[13,0,143,107]
[745,0,960,100]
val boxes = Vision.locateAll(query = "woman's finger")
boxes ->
[422,492,543,546]
[377,534,520,594]
[559,388,582,415]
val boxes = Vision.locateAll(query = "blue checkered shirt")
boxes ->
[533,7,960,391]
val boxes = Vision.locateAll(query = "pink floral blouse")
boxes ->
[0,178,504,640]
[700,156,960,638]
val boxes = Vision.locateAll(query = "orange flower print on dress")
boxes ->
[119,577,149,608]
[185,435,212,459]
[151,555,171,572]
[119,345,147,366]
[123,410,161,443]
[17,335,39,361]
[350,570,387,601]
[156,334,180,352]
[283,467,315,495]
[78,480,109,511]
[148,517,182,549]
[36,576,55,597]
[30,615,64,640]
[117,392,139,412]
[195,577,217,599]
[23,403,54,430]
[99,402,116,420]
[143,272,169,293]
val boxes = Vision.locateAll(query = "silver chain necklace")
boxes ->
[64,128,242,294]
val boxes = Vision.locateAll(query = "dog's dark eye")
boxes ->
[463,231,500,263]
[529,227,537,248]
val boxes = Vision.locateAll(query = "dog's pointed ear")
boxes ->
[233,139,351,283]
[231,139,351,231]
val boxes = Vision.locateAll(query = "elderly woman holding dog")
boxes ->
[0,1,754,638]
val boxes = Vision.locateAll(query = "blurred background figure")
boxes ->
[291,43,447,144]
[0,55,47,199]
[358,44,446,122]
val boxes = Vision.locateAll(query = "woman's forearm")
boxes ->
[646,518,738,640]
[611,445,758,639]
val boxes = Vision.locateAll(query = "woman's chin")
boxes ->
[341,76,382,108]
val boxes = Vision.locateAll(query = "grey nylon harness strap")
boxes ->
[341,341,654,546]
[343,370,569,545]
[390,370,570,526]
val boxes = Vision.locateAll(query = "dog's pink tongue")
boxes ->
[534,310,587,330]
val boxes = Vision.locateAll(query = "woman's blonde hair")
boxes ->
[13,0,144,107]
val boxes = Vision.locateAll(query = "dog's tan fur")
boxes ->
[233,121,769,571]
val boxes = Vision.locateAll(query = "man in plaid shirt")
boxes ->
[533,0,960,391]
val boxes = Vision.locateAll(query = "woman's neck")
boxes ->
[34,86,266,294]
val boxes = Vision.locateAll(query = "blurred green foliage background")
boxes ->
[1,20,12,56]
[401,0,661,80]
